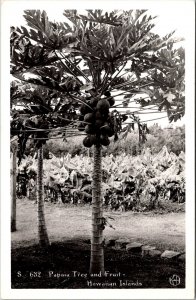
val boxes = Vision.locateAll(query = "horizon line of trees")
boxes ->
[24,124,184,158]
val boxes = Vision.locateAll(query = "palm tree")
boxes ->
[10,9,185,272]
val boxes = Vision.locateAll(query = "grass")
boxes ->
[11,198,185,289]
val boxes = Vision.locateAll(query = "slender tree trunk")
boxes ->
[90,144,104,275]
[37,145,50,247]
[11,146,17,232]
[138,123,141,154]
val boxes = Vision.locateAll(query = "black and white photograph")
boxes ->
[0,1,195,299]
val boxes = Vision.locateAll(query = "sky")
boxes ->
[9,3,188,128]
[9,4,189,38]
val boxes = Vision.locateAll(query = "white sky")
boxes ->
[9,4,189,127]
[9,5,188,38]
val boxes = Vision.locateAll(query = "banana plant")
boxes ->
[10,9,185,271]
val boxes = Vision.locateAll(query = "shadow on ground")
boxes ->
[11,240,185,289]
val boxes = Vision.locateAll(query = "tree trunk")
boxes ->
[11,146,17,232]
[138,123,142,154]
[37,145,50,247]
[90,144,104,275]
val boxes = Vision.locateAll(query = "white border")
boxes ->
[1,1,195,299]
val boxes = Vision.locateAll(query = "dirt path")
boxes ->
[12,199,185,252]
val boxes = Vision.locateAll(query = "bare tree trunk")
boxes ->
[11,146,17,232]
[138,122,142,154]
[90,144,104,275]
[37,145,50,247]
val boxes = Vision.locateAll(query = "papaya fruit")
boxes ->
[95,110,102,119]
[78,122,85,131]
[100,134,110,146]
[89,98,98,108]
[84,112,94,123]
[100,123,114,137]
[83,136,94,148]
[89,134,97,145]
[108,97,115,107]
[85,124,96,134]
[104,91,111,97]
[79,103,92,115]
[96,99,110,113]
[95,110,109,121]
[95,119,105,129]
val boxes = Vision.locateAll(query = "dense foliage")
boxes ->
[43,124,185,157]
[16,146,185,211]
[11,9,185,161]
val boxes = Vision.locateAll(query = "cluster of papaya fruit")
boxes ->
[78,92,115,148]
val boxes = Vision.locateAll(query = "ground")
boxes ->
[11,198,185,289]
[12,198,185,251]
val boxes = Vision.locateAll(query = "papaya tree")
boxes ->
[10,9,185,271]
[10,80,81,247]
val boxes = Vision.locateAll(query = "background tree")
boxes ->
[10,140,17,232]
[10,9,185,272]
[10,81,81,246]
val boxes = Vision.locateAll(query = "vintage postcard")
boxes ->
[0,0,195,299]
